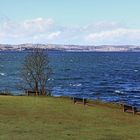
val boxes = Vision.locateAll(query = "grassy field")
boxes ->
[0,96,140,140]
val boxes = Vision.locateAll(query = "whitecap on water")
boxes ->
[134,70,138,72]
[48,78,54,81]
[115,90,121,93]
[133,94,140,98]
[70,83,82,87]
[114,90,124,94]
[0,73,5,76]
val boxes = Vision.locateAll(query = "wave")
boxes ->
[55,77,83,80]
[70,83,82,87]
[114,90,124,94]
[134,69,138,72]
[0,73,6,76]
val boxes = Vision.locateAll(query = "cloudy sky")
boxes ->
[0,0,140,45]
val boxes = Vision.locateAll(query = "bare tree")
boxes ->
[21,48,52,96]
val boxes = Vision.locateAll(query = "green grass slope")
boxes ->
[0,96,140,140]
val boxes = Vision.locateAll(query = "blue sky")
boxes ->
[0,0,140,45]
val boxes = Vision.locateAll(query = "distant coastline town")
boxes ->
[0,44,140,52]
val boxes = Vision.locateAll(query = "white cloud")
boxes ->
[22,18,54,33]
[86,28,140,45]
[0,18,140,45]
[83,22,125,33]
[47,31,61,39]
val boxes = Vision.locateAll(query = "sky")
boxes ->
[0,0,140,45]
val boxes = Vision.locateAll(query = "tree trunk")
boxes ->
[35,81,39,96]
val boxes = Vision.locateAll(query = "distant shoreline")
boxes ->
[0,44,140,52]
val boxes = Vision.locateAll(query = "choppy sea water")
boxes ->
[0,51,140,107]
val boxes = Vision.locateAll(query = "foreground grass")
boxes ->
[0,96,140,140]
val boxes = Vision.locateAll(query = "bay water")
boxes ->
[0,51,140,107]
